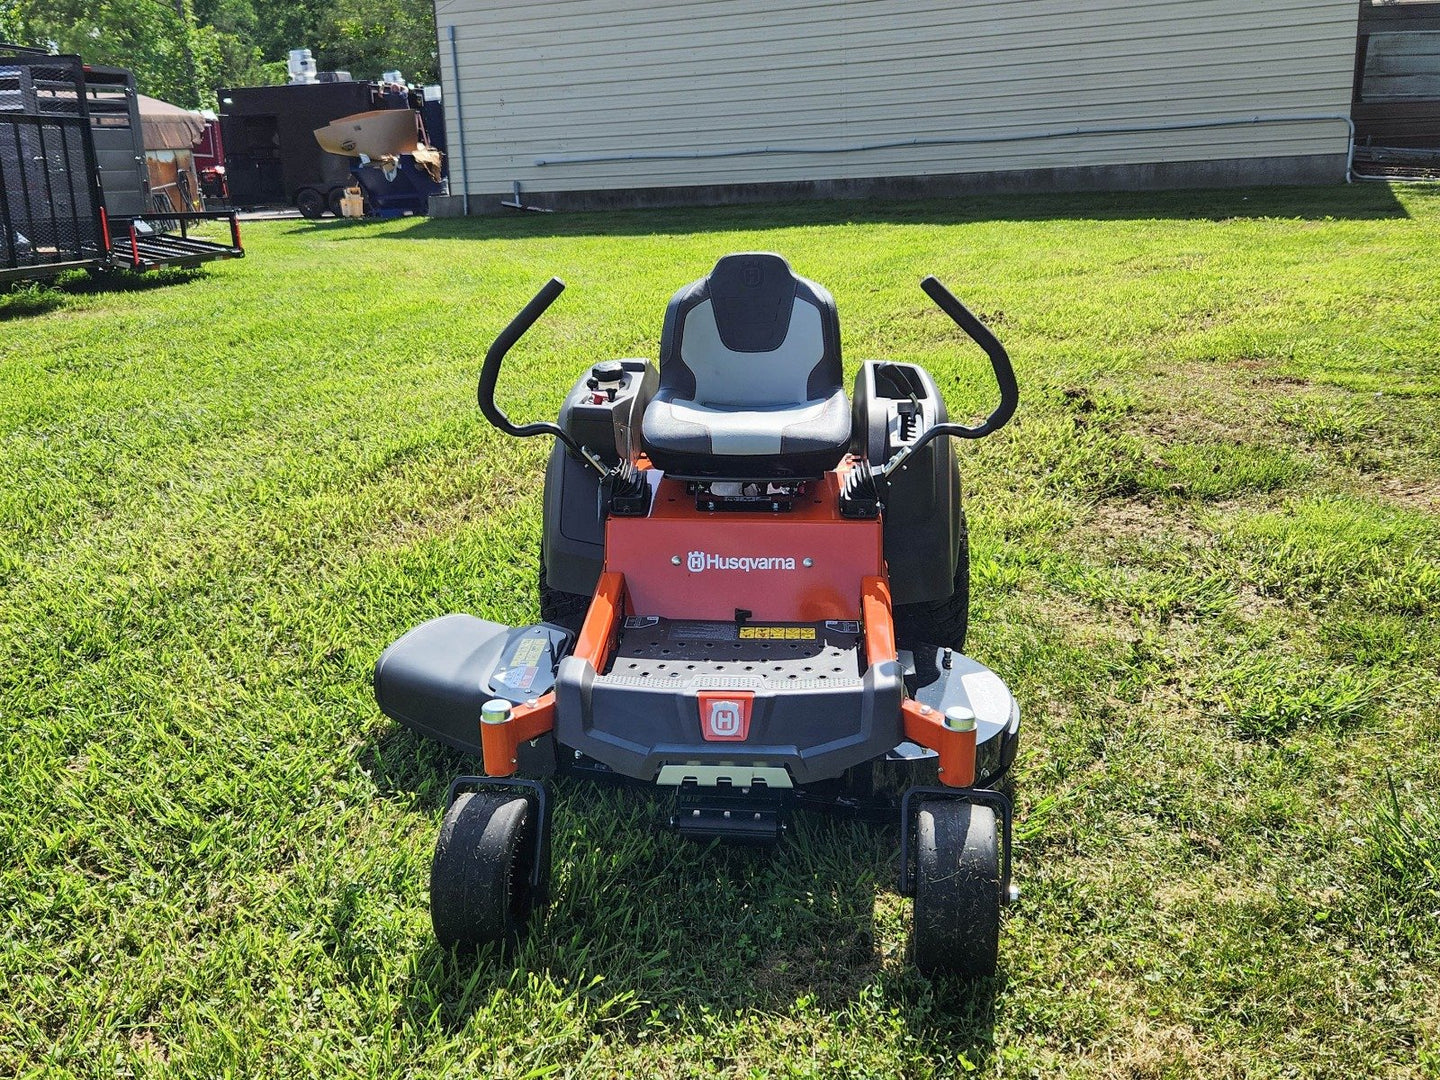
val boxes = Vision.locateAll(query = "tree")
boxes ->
[315,0,437,84]
[9,0,210,106]
[8,0,439,105]
[192,0,278,92]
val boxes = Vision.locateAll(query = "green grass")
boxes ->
[2,183,1439,1078]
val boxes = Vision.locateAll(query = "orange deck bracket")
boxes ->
[480,571,625,778]
[863,573,977,788]
[480,693,557,778]
[861,575,897,664]
[902,699,977,788]
[573,570,625,670]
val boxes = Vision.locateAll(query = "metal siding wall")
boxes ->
[434,0,1360,196]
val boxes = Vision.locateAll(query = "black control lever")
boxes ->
[879,275,1019,478]
[477,277,608,475]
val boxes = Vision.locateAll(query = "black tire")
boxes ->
[539,552,590,629]
[327,188,346,217]
[893,521,969,652]
[429,792,535,948]
[912,801,1001,977]
[295,188,325,219]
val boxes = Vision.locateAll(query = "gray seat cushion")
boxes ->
[641,253,851,479]
[644,387,851,458]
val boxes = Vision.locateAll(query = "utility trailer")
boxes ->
[0,46,242,284]
[218,81,408,217]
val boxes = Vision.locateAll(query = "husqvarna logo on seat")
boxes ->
[685,550,797,572]
[698,691,753,741]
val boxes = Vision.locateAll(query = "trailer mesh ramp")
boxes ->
[116,226,243,271]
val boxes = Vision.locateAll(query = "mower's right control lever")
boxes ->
[879,276,1018,479]
[477,277,608,476]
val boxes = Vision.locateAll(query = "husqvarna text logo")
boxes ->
[685,550,797,572]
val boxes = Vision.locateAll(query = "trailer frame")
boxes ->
[2,45,243,285]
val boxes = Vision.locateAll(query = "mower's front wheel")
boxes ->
[912,800,1000,977]
[430,792,536,948]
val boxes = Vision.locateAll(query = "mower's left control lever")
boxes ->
[478,277,609,476]
[879,275,1019,479]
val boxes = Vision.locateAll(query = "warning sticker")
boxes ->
[510,636,547,667]
[739,626,817,640]
[671,621,739,642]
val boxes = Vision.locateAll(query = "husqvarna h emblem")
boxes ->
[708,701,741,737]
[741,262,762,288]
[687,550,705,572]
[698,691,752,741]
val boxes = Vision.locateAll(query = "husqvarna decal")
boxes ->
[697,691,753,742]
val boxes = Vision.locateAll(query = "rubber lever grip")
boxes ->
[477,277,576,445]
[920,275,1018,439]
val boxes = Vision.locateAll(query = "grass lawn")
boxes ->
[2,183,1439,1078]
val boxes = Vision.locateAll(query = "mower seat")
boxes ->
[641,252,850,479]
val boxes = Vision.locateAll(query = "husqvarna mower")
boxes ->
[375,253,1021,975]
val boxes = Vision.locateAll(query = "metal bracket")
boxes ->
[897,785,1014,903]
[444,775,552,903]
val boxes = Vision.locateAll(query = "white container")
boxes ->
[287,48,318,84]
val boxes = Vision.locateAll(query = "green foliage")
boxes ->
[0,0,23,42]
[3,183,1440,1076]
[1208,656,1385,740]
[10,0,210,106]
[1369,781,1440,916]
[315,0,438,83]
[9,0,437,105]
[1221,496,1440,616]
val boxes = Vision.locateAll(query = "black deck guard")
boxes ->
[554,617,904,785]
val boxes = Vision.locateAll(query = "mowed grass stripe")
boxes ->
[1,184,1437,1078]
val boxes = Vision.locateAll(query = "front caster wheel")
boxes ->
[430,792,536,948]
[912,800,1001,976]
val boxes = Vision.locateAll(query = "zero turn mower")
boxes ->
[375,253,1020,975]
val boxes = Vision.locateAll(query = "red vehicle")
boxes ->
[192,116,230,205]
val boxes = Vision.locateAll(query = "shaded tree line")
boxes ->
[0,0,438,108]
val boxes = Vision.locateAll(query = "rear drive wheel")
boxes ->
[912,800,1000,976]
[430,792,535,948]
[893,518,969,651]
[295,188,325,219]
[539,552,590,629]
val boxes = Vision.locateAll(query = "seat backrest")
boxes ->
[658,252,842,408]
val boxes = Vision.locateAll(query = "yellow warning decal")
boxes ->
[511,636,547,666]
[739,626,817,640]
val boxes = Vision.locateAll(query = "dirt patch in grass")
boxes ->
[1079,497,1212,549]
[1094,1019,1206,1080]
[1372,474,1440,514]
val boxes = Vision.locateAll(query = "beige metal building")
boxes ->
[432,0,1362,212]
